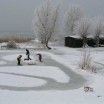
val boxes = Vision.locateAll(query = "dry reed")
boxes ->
[0,34,34,43]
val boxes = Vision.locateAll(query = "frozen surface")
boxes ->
[0,45,104,104]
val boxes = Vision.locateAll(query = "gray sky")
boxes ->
[0,0,104,34]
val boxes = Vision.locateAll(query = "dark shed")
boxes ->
[65,36,104,48]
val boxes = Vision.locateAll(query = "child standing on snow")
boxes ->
[24,49,31,60]
[17,55,22,65]
[37,53,42,62]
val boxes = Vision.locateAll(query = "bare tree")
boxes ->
[64,5,83,35]
[92,16,104,47]
[32,0,59,49]
[74,17,91,47]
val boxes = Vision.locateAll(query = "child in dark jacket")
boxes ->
[37,53,42,62]
[24,49,31,60]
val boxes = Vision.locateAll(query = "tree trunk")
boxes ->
[46,41,51,50]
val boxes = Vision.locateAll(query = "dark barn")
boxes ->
[99,37,104,45]
[65,36,83,48]
[65,36,104,48]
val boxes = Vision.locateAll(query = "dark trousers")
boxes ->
[39,56,42,62]
[28,55,31,60]
[17,59,21,65]
[24,55,31,60]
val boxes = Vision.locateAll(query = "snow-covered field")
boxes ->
[0,44,104,104]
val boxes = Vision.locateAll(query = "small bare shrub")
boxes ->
[7,41,17,49]
[79,47,93,70]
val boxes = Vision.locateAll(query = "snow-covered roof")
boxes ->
[69,35,81,39]
[66,35,104,39]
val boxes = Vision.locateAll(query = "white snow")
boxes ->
[0,61,6,65]
[0,66,69,83]
[0,73,46,87]
[0,46,104,104]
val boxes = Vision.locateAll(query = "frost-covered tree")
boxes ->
[75,17,91,47]
[7,41,17,49]
[64,5,83,35]
[92,16,104,47]
[32,0,59,49]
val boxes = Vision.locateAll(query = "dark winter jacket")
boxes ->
[26,49,30,55]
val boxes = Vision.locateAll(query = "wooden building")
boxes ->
[65,36,104,48]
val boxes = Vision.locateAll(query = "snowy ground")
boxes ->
[0,44,104,104]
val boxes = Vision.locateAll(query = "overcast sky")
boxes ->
[0,0,104,34]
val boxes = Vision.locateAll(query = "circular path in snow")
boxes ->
[0,50,86,91]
